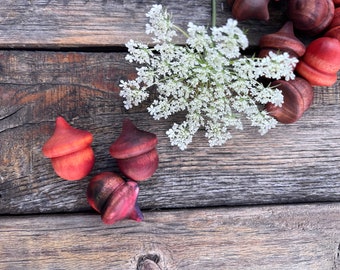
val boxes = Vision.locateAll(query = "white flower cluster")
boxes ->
[120,5,298,150]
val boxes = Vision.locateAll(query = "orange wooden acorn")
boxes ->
[42,116,95,180]
[295,37,340,86]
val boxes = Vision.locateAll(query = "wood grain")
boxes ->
[0,0,287,48]
[0,2,338,268]
[0,203,339,269]
[0,50,339,214]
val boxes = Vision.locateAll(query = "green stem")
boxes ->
[173,24,190,38]
[212,0,216,27]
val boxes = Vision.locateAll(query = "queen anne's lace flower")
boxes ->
[119,5,298,150]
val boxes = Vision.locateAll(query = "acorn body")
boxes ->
[109,119,158,181]
[87,172,143,225]
[42,116,95,180]
[295,37,340,86]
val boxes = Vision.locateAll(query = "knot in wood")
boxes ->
[137,254,161,270]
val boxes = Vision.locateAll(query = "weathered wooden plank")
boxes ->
[0,0,287,48]
[0,51,339,214]
[0,203,339,269]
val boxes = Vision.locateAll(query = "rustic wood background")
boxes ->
[0,0,339,269]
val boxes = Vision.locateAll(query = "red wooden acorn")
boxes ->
[87,172,143,225]
[295,37,340,86]
[42,116,95,181]
[109,118,158,181]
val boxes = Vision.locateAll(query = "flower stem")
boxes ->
[212,0,216,27]
[173,24,190,38]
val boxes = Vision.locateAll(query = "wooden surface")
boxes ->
[0,203,339,270]
[0,0,286,48]
[0,0,339,269]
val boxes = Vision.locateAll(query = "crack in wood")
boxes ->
[333,243,340,270]
[27,0,91,6]
[0,106,23,121]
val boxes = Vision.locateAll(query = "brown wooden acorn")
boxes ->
[325,7,340,40]
[227,0,271,21]
[265,77,314,124]
[259,21,306,58]
[287,0,335,35]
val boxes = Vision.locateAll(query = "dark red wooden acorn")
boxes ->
[87,172,143,225]
[265,77,314,124]
[109,119,158,181]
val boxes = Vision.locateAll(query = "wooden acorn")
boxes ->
[325,7,340,40]
[87,172,143,225]
[227,0,271,21]
[42,116,95,181]
[109,118,158,181]
[259,21,306,58]
[295,37,340,86]
[265,77,314,124]
[287,0,335,35]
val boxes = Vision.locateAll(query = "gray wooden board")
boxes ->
[0,203,339,269]
[0,0,287,48]
[0,51,339,214]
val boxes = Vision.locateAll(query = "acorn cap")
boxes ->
[259,21,306,58]
[42,116,93,158]
[109,118,158,159]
